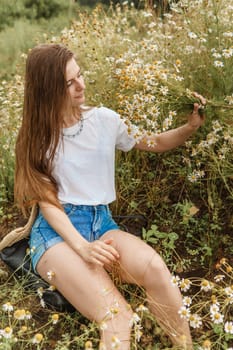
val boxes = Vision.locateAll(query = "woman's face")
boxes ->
[66,57,85,107]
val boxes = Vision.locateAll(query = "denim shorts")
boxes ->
[29,204,119,273]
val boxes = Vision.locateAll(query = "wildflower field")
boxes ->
[0,0,233,349]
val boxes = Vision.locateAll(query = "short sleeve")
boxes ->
[115,115,136,151]
[97,107,136,152]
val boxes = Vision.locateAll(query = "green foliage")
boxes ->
[0,11,81,79]
[0,0,232,268]
[0,0,25,31]
[24,0,70,20]
[0,1,233,348]
[0,20,40,79]
[142,224,179,264]
[0,0,71,31]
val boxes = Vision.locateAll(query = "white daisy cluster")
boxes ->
[171,257,233,346]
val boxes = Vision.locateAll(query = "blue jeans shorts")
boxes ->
[29,204,119,273]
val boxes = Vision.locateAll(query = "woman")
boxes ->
[15,43,205,349]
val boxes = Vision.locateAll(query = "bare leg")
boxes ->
[37,242,133,349]
[101,230,192,349]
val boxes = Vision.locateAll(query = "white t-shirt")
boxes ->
[52,107,136,205]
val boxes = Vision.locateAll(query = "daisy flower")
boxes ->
[32,333,44,344]
[200,279,213,292]
[111,335,121,349]
[224,321,233,334]
[51,314,59,324]
[179,278,191,292]
[136,304,148,312]
[214,274,225,282]
[213,60,224,67]
[210,311,224,324]
[189,313,202,328]
[183,296,192,307]
[210,303,220,314]
[178,306,190,320]
[171,275,180,286]
[2,302,14,312]
[129,313,141,327]
[0,326,13,339]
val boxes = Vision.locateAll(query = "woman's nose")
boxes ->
[74,78,84,89]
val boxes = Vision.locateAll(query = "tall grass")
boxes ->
[0,1,233,348]
[0,2,85,80]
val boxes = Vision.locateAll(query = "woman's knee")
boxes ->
[143,253,170,289]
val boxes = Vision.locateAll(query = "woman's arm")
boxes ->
[135,101,205,153]
[39,201,119,266]
[39,202,87,251]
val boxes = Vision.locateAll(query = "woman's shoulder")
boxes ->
[82,105,119,120]
[96,106,118,116]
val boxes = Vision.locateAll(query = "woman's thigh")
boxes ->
[100,230,167,285]
[36,241,131,322]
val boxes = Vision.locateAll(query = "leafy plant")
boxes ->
[142,224,179,265]
[0,0,233,348]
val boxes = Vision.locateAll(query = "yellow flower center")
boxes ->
[4,327,12,334]
[34,333,43,342]
[52,314,59,321]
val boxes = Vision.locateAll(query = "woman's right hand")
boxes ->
[77,239,120,267]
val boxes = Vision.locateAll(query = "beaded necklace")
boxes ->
[62,114,84,138]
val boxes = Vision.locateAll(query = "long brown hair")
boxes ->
[15,44,74,214]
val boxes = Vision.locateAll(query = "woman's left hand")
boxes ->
[188,92,206,130]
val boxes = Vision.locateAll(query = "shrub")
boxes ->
[0,1,233,348]
[24,0,69,20]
